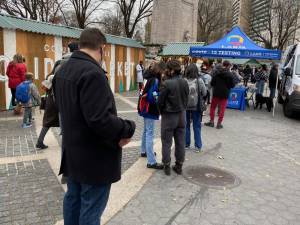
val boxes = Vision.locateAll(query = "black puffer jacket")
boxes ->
[158,74,189,113]
[211,68,235,99]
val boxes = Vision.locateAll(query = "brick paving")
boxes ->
[0,120,38,158]
[0,160,64,225]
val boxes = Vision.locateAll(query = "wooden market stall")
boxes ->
[0,14,145,110]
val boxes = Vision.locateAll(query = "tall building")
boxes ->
[250,0,271,37]
[150,0,198,44]
[232,0,251,33]
[233,0,300,48]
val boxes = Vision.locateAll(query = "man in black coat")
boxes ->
[53,28,136,225]
[205,60,234,129]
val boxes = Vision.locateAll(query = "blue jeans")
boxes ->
[23,107,32,124]
[186,111,202,149]
[256,80,265,95]
[141,117,156,165]
[63,178,111,225]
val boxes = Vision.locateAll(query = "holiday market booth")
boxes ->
[0,14,145,110]
[190,26,282,111]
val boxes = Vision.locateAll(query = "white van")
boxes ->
[278,44,300,117]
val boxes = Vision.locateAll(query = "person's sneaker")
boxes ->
[36,143,48,150]
[164,164,171,176]
[216,124,224,129]
[194,148,202,153]
[185,146,191,150]
[22,123,32,128]
[61,175,68,184]
[204,121,214,127]
[172,163,183,175]
[147,163,164,170]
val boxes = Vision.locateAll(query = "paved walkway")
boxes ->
[0,92,300,225]
[107,96,300,225]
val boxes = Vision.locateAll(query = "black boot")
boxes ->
[36,142,48,150]
[164,164,171,176]
[172,162,183,175]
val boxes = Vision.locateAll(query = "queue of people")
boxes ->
[4,26,281,225]
[137,58,237,179]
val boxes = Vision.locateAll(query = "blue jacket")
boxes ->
[138,77,160,120]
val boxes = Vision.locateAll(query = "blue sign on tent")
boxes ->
[190,27,281,60]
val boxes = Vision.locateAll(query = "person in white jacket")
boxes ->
[136,61,144,92]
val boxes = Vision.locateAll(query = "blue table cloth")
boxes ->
[227,87,247,111]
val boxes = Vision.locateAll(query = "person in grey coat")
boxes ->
[158,60,189,176]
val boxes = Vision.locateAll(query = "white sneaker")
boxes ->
[22,124,32,128]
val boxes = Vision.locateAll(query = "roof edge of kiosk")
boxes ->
[0,13,145,49]
[160,42,205,56]
[190,26,281,60]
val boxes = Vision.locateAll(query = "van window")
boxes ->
[296,56,300,75]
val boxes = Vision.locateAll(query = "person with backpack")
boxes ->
[158,60,189,176]
[205,61,234,129]
[184,64,207,153]
[138,62,166,169]
[6,54,27,107]
[16,73,41,128]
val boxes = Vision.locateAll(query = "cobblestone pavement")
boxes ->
[0,160,64,225]
[107,103,300,225]
[0,120,38,157]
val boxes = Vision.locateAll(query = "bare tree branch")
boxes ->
[197,0,229,43]
[250,0,300,50]
[68,0,107,28]
[99,7,124,36]
[110,0,153,38]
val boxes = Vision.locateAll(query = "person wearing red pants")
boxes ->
[205,61,234,129]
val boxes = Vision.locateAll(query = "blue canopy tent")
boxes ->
[190,27,281,60]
